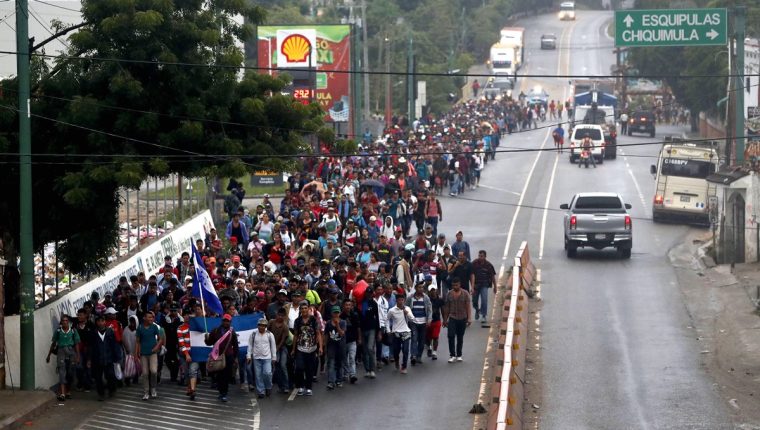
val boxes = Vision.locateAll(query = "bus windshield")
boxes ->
[661,158,716,179]
[561,4,574,11]
[492,60,512,68]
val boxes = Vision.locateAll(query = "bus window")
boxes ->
[661,158,716,179]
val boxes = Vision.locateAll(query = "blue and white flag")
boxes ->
[191,242,224,316]
[188,314,263,362]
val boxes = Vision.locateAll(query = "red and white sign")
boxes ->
[276,29,317,68]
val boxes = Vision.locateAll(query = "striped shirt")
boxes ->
[444,289,471,321]
[177,323,191,355]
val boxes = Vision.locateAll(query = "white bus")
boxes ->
[559,2,576,20]
[650,143,719,224]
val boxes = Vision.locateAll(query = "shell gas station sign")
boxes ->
[276,29,317,68]
[255,25,353,126]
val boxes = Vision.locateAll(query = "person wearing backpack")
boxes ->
[246,318,277,398]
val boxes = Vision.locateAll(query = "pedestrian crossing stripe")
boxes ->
[77,384,259,430]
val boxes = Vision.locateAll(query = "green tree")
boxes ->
[0,0,331,277]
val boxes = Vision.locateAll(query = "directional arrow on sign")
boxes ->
[623,14,634,28]
[706,29,719,40]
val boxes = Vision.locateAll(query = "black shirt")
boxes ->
[451,261,474,291]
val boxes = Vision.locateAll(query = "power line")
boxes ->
[0,103,281,170]
[28,4,72,50]
[30,0,80,13]
[0,132,750,160]
[0,49,744,80]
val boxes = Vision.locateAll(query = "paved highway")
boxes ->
[512,10,733,430]
[45,10,733,430]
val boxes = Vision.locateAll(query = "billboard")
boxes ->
[256,25,352,125]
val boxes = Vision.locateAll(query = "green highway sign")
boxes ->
[615,8,727,47]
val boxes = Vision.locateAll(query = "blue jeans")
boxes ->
[327,342,345,384]
[392,333,411,369]
[410,322,427,360]
[362,329,376,372]
[343,341,357,378]
[449,174,460,195]
[274,347,289,391]
[239,350,252,386]
[472,285,490,320]
[253,359,272,395]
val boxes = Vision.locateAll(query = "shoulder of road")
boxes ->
[669,230,760,426]
[0,389,56,428]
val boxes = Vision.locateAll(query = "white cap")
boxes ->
[105,307,118,315]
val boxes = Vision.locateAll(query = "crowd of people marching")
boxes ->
[45,94,534,404]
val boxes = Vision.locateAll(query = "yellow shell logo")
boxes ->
[281,34,312,63]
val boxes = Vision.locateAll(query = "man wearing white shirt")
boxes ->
[246,319,277,398]
[386,294,414,374]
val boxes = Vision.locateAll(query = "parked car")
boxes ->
[540,34,557,50]
[560,192,633,258]
[628,110,656,137]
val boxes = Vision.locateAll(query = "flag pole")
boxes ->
[199,291,208,333]
[192,239,209,333]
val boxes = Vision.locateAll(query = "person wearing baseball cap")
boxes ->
[267,288,290,320]
[246,318,276,398]
[204,313,239,402]
[325,305,347,390]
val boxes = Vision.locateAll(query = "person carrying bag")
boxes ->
[204,314,239,402]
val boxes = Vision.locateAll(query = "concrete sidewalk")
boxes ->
[0,389,56,429]
[669,230,760,428]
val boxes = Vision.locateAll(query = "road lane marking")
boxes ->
[622,149,650,217]
[500,129,551,268]
[473,16,578,430]
[538,14,572,262]
[539,151,559,260]
[479,184,521,196]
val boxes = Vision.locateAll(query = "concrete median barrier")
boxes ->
[487,241,535,430]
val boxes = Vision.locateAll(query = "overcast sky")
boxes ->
[0,1,246,78]
[0,1,82,77]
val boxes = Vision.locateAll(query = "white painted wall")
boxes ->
[4,210,215,388]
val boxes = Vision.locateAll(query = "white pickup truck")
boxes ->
[568,124,605,164]
[560,192,633,258]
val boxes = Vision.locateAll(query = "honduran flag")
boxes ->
[188,314,264,362]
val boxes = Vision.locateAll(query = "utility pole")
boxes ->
[16,0,35,390]
[407,36,414,122]
[735,6,746,164]
[384,35,391,129]
[0,239,6,389]
[360,0,370,121]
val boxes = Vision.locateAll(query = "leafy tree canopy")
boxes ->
[0,0,333,274]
